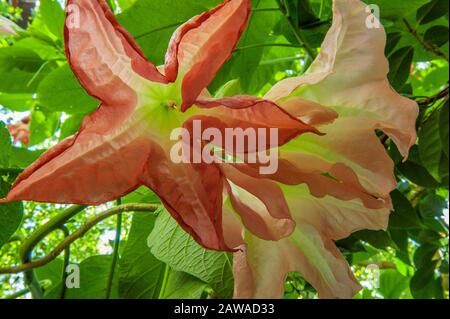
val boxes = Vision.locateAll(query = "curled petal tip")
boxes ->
[165,0,251,110]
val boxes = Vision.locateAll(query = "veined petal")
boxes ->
[141,146,231,251]
[233,223,361,299]
[65,0,166,106]
[165,0,251,111]
[279,117,397,199]
[265,0,418,157]
[222,205,245,249]
[222,164,295,241]
[283,184,391,241]
[224,117,395,209]
[2,104,151,205]
[190,96,320,153]
[279,97,338,127]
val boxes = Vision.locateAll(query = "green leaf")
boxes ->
[424,25,449,47]
[119,212,167,299]
[397,147,442,188]
[0,47,48,93]
[118,0,221,65]
[419,107,443,181]
[413,244,439,269]
[162,272,207,299]
[35,258,64,295]
[296,0,320,27]
[416,0,449,25]
[439,101,449,157]
[38,0,65,41]
[29,110,60,146]
[0,180,23,250]
[418,193,447,219]
[9,147,45,169]
[212,0,281,93]
[378,269,410,299]
[214,79,241,98]
[64,256,119,299]
[369,0,432,20]
[354,230,393,250]
[59,114,84,141]
[14,37,64,61]
[148,209,234,298]
[410,260,438,295]
[0,122,12,168]
[117,0,138,11]
[0,93,35,112]
[389,190,421,229]
[385,32,403,56]
[388,46,414,91]
[37,64,99,115]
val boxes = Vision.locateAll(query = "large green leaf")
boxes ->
[119,211,167,299]
[148,209,234,298]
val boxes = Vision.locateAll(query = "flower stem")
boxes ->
[0,204,159,275]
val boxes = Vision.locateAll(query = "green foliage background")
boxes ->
[0,0,448,299]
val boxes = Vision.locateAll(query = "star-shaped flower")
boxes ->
[1,0,318,251]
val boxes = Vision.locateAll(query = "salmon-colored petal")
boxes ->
[65,0,166,105]
[265,0,418,157]
[226,117,395,210]
[189,96,320,154]
[2,104,151,205]
[222,206,244,249]
[233,223,361,299]
[165,0,251,111]
[141,146,231,252]
[222,164,295,241]
[279,97,338,127]
[280,117,397,199]
[283,184,391,241]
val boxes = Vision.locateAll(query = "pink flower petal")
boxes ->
[65,0,166,106]
[165,0,251,111]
